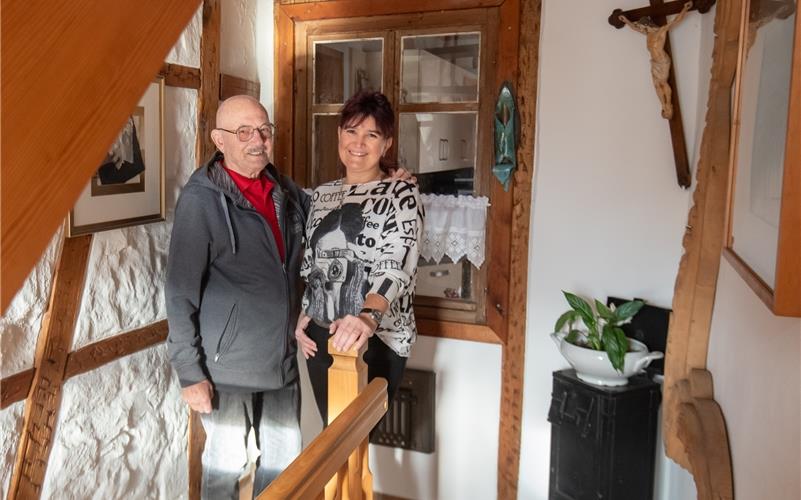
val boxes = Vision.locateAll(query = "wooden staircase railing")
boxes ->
[259,340,388,500]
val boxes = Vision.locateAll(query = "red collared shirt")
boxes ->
[222,163,286,262]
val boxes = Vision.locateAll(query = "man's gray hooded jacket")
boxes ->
[166,153,308,392]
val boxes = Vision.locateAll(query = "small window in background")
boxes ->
[400,33,480,104]
[313,39,383,105]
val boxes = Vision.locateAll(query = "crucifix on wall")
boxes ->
[609,0,716,188]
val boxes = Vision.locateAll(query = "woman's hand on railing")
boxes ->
[328,314,375,352]
[294,314,316,359]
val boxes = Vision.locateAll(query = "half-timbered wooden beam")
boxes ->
[1,321,168,409]
[8,235,92,499]
[0,369,35,410]
[497,0,540,497]
[220,74,261,100]
[63,320,168,379]
[188,411,206,500]
[278,0,504,19]
[416,319,502,344]
[196,0,221,165]
[161,63,202,90]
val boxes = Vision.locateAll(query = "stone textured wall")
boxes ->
[40,347,187,499]
[0,5,201,498]
[0,229,63,378]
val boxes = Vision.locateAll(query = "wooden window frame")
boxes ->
[295,12,496,325]
[276,0,508,345]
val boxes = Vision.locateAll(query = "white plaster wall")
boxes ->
[256,0,275,118]
[0,402,25,497]
[221,0,259,81]
[371,336,503,500]
[40,346,187,500]
[707,259,801,500]
[166,5,202,68]
[518,1,705,498]
[0,228,62,377]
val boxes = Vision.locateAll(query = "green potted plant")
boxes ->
[550,291,663,386]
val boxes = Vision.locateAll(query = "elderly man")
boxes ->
[166,95,308,499]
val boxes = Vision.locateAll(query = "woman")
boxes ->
[295,91,423,424]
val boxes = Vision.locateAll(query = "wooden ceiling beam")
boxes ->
[1,0,201,312]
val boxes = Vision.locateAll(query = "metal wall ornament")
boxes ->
[493,81,519,191]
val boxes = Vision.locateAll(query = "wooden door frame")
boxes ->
[274,0,540,497]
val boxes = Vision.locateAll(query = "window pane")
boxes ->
[312,114,341,186]
[400,33,479,103]
[400,111,478,302]
[398,112,476,195]
[416,258,474,302]
[314,39,383,104]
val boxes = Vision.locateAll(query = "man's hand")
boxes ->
[329,314,376,352]
[294,314,317,359]
[181,379,214,413]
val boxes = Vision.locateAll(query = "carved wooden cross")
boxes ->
[610,0,717,188]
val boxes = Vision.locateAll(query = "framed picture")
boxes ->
[68,77,165,236]
[724,2,800,316]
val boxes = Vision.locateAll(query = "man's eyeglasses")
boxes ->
[216,124,276,142]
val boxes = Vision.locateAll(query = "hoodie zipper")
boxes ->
[279,192,291,386]
[253,186,291,384]
[214,303,238,362]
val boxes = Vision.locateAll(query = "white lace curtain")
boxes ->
[420,194,490,268]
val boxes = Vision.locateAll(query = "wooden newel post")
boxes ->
[327,339,367,424]
[326,339,374,500]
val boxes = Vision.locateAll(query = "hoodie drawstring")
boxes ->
[219,192,237,255]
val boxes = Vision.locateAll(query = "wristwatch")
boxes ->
[359,307,384,327]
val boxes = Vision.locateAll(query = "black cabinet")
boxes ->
[548,369,661,500]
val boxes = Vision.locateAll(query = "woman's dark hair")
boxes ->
[338,91,397,174]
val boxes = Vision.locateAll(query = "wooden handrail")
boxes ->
[258,378,388,500]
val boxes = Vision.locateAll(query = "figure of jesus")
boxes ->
[620,1,693,119]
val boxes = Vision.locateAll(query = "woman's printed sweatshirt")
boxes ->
[301,178,424,357]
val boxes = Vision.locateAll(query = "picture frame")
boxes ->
[724,1,801,317]
[68,77,165,237]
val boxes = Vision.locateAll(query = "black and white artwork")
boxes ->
[306,203,369,322]
[68,77,165,237]
[91,111,147,196]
